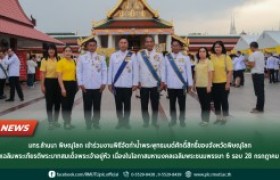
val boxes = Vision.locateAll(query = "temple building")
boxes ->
[0,0,63,80]
[0,0,62,49]
[80,0,184,51]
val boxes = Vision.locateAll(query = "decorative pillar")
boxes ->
[95,35,101,47]
[154,34,159,45]
[108,34,113,48]
[166,34,172,52]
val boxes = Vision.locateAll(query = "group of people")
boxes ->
[1,36,266,131]
[231,51,246,87]
[0,44,24,102]
[265,53,280,84]
[0,41,39,101]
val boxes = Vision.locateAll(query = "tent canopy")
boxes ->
[257,31,280,49]
[234,35,258,51]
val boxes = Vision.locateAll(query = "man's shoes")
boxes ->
[93,123,101,130]
[53,122,61,128]
[168,121,176,127]
[124,124,131,130]
[152,122,159,129]
[115,124,122,130]
[250,108,264,114]
[220,116,228,125]
[143,123,149,128]
[214,115,223,125]
[5,99,14,102]
[0,95,6,99]
[48,123,55,130]
[180,121,186,128]
[199,121,209,127]
[64,124,75,130]
[20,98,24,102]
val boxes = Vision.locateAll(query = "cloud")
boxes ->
[233,0,280,33]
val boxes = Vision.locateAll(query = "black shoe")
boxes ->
[124,124,131,130]
[180,122,186,127]
[0,95,6,99]
[64,124,75,130]
[20,98,24,102]
[213,120,222,125]
[143,123,149,128]
[168,121,176,127]
[152,122,159,129]
[53,122,61,128]
[5,99,14,102]
[115,124,122,130]
[93,124,101,130]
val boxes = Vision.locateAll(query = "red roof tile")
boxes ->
[0,0,63,44]
[0,0,33,26]
[0,18,63,44]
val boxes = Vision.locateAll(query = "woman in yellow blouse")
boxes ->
[211,41,233,125]
[40,44,61,130]
[193,47,214,126]
[57,46,78,130]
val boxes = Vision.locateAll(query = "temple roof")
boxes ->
[0,0,63,44]
[107,0,159,18]
[94,19,173,29]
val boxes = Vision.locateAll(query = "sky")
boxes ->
[19,0,280,36]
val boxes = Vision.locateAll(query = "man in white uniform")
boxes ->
[164,40,193,127]
[137,36,165,129]
[77,39,107,130]
[4,48,24,102]
[0,48,8,99]
[108,37,139,129]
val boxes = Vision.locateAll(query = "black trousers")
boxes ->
[83,89,102,126]
[168,89,186,122]
[240,69,245,86]
[233,70,243,81]
[252,74,265,111]
[61,81,77,124]
[44,79,61,123]
[27,74,35,87]
[196,87,211,122]
[212,83,229,116]
[0,79,6,96]
[274,70,279,82]
[8,76,24,100]
[140,87,160,124]
[268,69,275,83]
[114,88,132,125]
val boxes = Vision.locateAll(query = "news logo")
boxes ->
[185,171,192,179]
[0,120,38,137]
[48,170,56,179]
[123,171,130,178]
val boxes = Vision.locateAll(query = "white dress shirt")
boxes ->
[238,55,246,70]
[108,50,139,88]
[4,54,20,77]
[0,55,8,79]
[77,51,107,90]
[165,52,193,89]
[137,49,165,88]
[273,57,280,70]
[249,51,265,74]
[233,57,244,71]
[27,59,38,74]
[266,56,275,69]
